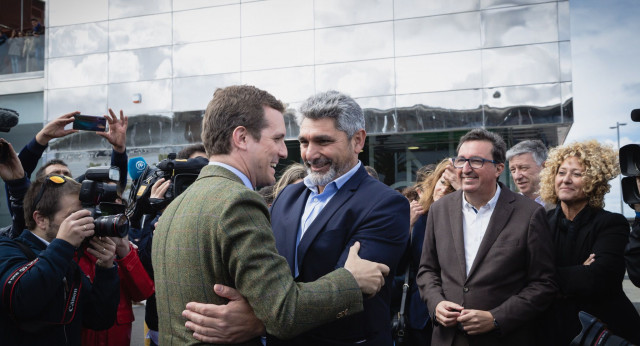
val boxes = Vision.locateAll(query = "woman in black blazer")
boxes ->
[539,140,640,345]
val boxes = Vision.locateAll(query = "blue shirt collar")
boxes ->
[303,161,361,194]
[209,161,253,190]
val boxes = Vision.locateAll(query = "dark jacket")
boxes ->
[544,205,640,345]
[625,214,640,287]
[0,230,120,345]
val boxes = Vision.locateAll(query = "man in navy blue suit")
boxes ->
[181,91,410,345]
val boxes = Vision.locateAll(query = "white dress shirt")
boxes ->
[461,184,501,276]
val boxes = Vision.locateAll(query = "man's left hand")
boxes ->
[97,108,128,153]
[182,284,265,343]
[457,309,496,335]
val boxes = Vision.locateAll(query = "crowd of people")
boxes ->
[0,19,45,75]
[1,85,640,346]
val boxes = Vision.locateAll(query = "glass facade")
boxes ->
[37,0,571,188]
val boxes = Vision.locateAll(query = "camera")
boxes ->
[571,311,631,346]
[126,154,208,228]
[620,143,640,207]
[0,141,9,164]
[79,166,129,238]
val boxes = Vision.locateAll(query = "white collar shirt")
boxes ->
[461,184,501,276]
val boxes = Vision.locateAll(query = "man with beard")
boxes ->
[182,90,410,345]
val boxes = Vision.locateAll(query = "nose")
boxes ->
[461,160,473,173]
[279,141,287,159]
[514,169,523,179]
[304,142,320,161]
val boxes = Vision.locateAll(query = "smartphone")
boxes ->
[73,115,107,132]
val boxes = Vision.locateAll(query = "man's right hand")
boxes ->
[344,241,389,296]
[56,209,94,248]
[0,139,24,181]
[435,300,463,327]
[182,284,265,343]
[35,111,78,146]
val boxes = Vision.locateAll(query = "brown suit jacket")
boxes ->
[153,165,363,345]
[417,183,557,346]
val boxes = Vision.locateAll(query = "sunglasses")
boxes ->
[31,175,73,212]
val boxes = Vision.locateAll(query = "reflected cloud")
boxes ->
[394,0,479,19]
[173,5,240,44]
[242,66,314,103]
[241,0,313,36]
[396,51,482,94]
[316,22,394,64]
[109,0,171,19]
[482,3,557,48]
[315,0,392,28]
[482,43,559,88]
[48,22,108,58]
[315,59,394,98]
[242,31,313,70]
[48,54,108,89]
[109,14,172,51]
[109,47,172,83]
[174,39,241,77]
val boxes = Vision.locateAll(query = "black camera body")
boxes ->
[127,155,208,228]
[620,144,640,206]
[79,166,129,238]
[571,311,631,346]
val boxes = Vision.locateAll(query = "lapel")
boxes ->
[466,184,514,282]
[296,166,368,270]
[448,191,468,280]
[275,184,310,276]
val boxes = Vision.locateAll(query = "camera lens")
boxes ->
[94,214,129,238]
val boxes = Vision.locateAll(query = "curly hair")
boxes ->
[418,158,455,211]
[539,140,619,209]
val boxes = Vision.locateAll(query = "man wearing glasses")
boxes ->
[0,168,120,345]
[416,128,557,346]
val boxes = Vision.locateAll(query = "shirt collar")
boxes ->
[209,161,253,190]
[31,232,50,246]
[462,183,501,211]
[303,161,362,194]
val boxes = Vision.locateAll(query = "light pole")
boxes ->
[610,121,627,214]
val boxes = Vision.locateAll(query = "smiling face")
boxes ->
[298,117,364,189]
[456,140,504,200]
[245,106,287,188]
[509,152,543,199]
[554,156,588,207]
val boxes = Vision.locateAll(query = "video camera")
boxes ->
[620,109,640,208]
[79,166,129,238]
[571,311,631,346]
[126,154,208,228]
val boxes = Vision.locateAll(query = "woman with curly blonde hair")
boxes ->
[538,140,640,345]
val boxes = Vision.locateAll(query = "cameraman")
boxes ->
[0,138,28,236]
[625,176,640,287]
[0,174,120,345]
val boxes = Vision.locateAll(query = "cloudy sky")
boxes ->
[567,0,640,217]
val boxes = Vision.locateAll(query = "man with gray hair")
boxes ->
[182,90,410,345]
[505,140,547,206]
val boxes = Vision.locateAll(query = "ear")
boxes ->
[33,211,49,231]
[231,126,249,151]
[495,162,505,177]
[351,129,366,154]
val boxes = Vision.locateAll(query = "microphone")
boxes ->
[128,157,148,180]
[631,109,640,122]
[0,108,19,132]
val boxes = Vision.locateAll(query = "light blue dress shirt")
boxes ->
[209,161,253,190]
[294,161,362,277]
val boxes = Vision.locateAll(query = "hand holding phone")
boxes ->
[73,115,107,132]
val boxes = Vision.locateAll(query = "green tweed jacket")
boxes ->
[153,164,363,345]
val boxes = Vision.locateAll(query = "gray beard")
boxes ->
[306,165,338,187]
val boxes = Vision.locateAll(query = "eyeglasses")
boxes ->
[31,175,72,212]
[451,157,498,169]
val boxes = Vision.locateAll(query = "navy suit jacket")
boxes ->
[268,165,410,346]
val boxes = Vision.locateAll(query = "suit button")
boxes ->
[463,287,469,293]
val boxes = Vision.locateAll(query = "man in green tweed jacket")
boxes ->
[152,85,390,345]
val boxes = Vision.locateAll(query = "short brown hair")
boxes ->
[201,85,284,156]
[24,174,81,230]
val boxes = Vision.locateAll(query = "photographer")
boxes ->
[0,174,120,345]
[0,139,28,237]
[625,176,640,287]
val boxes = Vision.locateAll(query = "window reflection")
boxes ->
[483,84,562,126]
[109,47,172,83]
[482,3,558,48]
[394,0,479,19]
[242,66,314,103]
[109,0,171,19]
[241,0,313,36]
[561,82,573,123]
[559,42,571,82]
[173,73,241,111]
[395,12,480,57]
[315,22,393,64]
[482,43,558,88]
[396,51,482,94]
[481,0,549,10]
[48,54,108,89]
[108,79,172,115]
[47,85,108,120]
[242,32,313,71]
[315,59,394,99]
[314,0,392,28]
[558,1,571,41]
[174,0,239,11]
[174,39,241,77]
[173,5,240,44]
[109,14,172,51]
[48,22,108,58]
[48,0,108,27]
[396,90,484,130]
